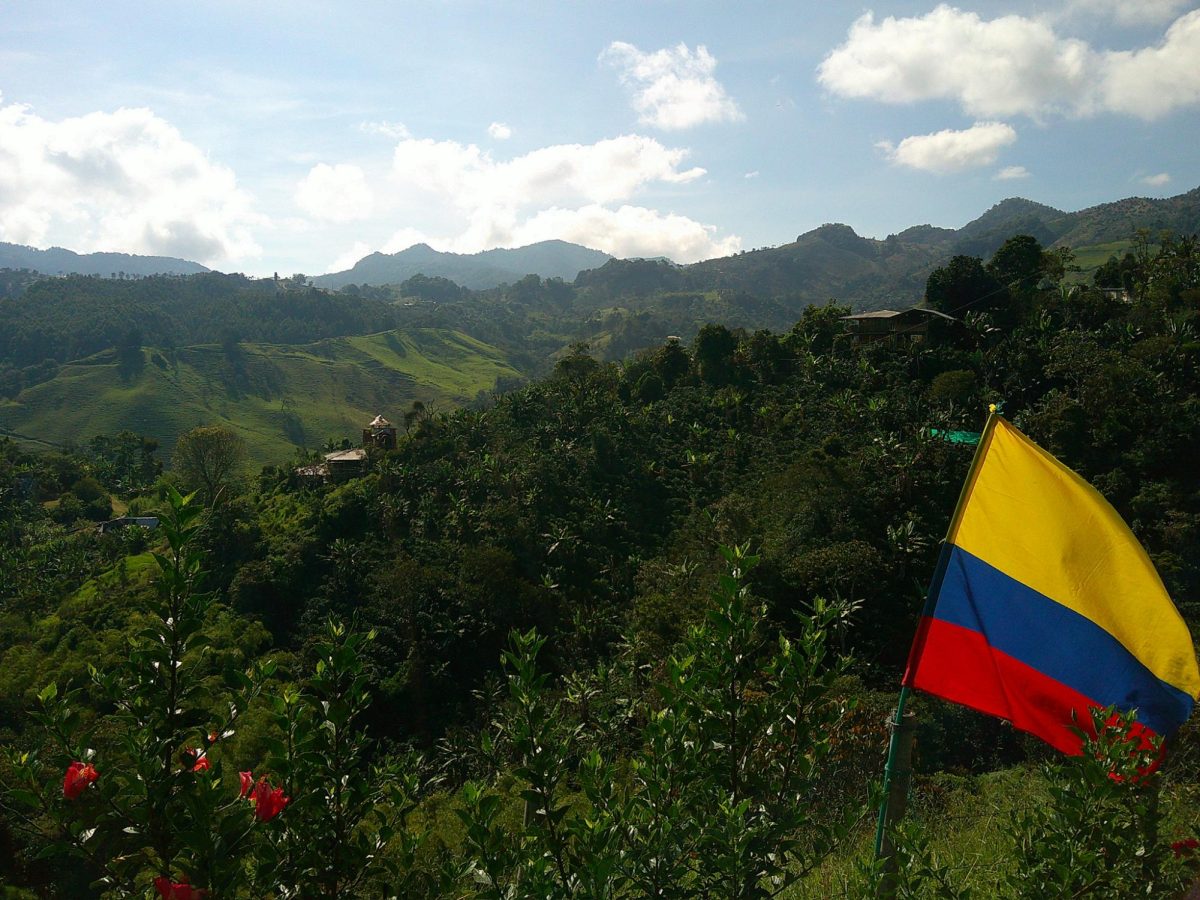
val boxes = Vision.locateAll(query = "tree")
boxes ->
[692,323,738,386]
[987,234,1047,295]
[925,255,1002,316]
[115,327,144,380]
[553,342,600,381]
[172,425,247,507]
[88,431,161,493]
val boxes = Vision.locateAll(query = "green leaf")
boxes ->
[7,788,39,809]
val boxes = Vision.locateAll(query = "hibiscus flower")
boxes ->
[62,762,98,800]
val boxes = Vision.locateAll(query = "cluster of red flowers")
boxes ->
[62,762,98,800]
[1101,716,1165,785]
[153,876,206,899]
[239,771,290,822]
[62,757,288,897]
[1173,838,1200,859]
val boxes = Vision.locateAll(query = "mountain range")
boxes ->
[575,187,1200,311]
[311,240,614,290]
[3,188,1198,308]
[0,242,210,277]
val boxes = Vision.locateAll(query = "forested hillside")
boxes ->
[1,232,1198,896]
[0,242,209,278]
[314,240,613,290]
[3,187,1197,470]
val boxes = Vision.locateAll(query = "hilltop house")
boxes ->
[324,448,368,483]
[841,307,957,347]
[362,414,397,450]
[294,413,391,485]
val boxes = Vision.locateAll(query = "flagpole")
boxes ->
[873,686,915,894]
[873,406,1002,895]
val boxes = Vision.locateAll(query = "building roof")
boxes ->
[843,309,902,319]
[98,516,160,532]
[294,464,329,477]
[368,414,392,428]
[325,448,368,463]
[842,307,957,322]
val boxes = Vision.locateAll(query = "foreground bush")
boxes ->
[448,543,862,897]
[1,489,421,897]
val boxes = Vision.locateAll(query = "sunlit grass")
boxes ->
[0,329,521,466]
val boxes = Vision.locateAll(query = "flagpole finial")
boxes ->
[988,403,997,414]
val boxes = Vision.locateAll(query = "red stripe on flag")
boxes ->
[906,617,1105,755]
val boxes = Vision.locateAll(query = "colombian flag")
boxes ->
[904,414,1200,754]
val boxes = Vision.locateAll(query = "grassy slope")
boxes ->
[783,764,1200,897]
[1070,239,1138,273]
[0,329,521,467]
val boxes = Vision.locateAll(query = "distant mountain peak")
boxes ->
[313,240,613,290]
[982,196,1065,216]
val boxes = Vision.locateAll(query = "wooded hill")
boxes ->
[0,241,209,277]
[574,187,1200,312]
[313,239,613,290]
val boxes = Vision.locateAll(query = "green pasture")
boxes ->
[0,329,521,467]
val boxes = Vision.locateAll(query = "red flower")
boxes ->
[62,762,98,800]
[249,777,290,822]
[1101,716,1164,785]
[180,747,210,773]
[154,876,207,899]
[1172,838,1200,858]
[238,770,254,798]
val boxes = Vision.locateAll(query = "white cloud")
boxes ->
[818,5,1200,121]
[877,122,1017,173]
[390,134,705,212]
[1063,0,1192,26]
[995,165,1031,180]
[1141,172,1171,186]
[384,134,720,255]
[601,41,744,130]
[1102,12,1200,118]
[359,120,410,140]
[294,163,373,222]
[314,132,735,263]
[0,99,260,264]
[512,204,740,262]
[487,121,513,140]
[819,8,1091,119]
[744,170,760,179]
[371,206,738,264]
[325,240,372,273]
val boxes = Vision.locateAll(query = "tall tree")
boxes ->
[924,255,1002,316]
[172,425,247,507]
[987,234,1047,295]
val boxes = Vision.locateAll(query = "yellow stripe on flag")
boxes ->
[950,417,1200,699]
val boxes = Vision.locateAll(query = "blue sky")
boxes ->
[2,0,1198,275]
